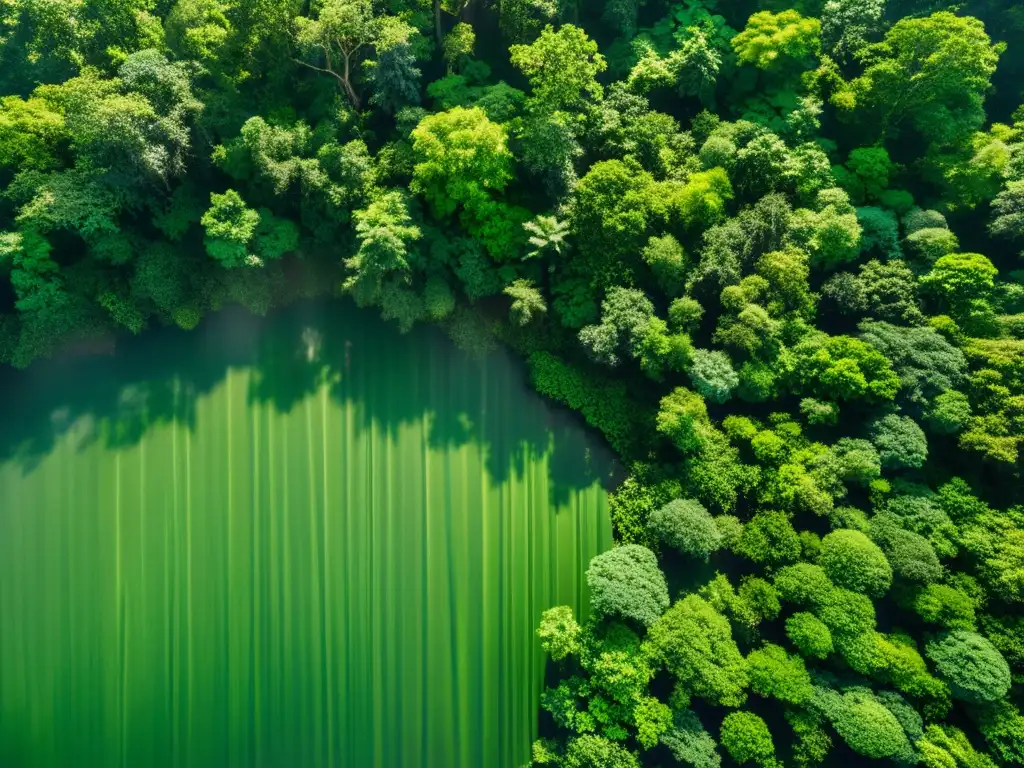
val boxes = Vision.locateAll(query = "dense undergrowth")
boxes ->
[2,0,1024,765]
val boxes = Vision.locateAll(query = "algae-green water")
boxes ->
[0,302,615,768]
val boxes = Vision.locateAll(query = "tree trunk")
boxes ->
[343,54,360,110]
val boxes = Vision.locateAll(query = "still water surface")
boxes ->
[0,302,615,767]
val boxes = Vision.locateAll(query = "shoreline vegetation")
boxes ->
[1,0,1024,766]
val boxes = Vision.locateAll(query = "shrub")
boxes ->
[660,710,721,768]
[669,296,705,332]
[656,387,710,452]
[529,351,638,456]
[738,578,781,623]
[586,545,670,628]
[927,390,972,434]
[820,529,893,597]
[774,563,833,605]
[926,631,1011,704]
[537,606,582,661]
[913,584,977,630]
[830,689,912,759]
[642,234,688,296]
[918,725,999,768]
[648,499,722,560]
[786,612,834,659]
[786,709,832,767]
[746,643,813,705]
[903,208,948,235]
[974,701,1024,765]
[607,468,682,545]
[647,595,749,707]
[816,588,877,636]
[800,397,839,425]
[688,348,739,403]
[870,414,928,469]
[719,711,777,767]
[714,515,744,551]
[869,513,944,583]
[738,510,802,566]
[685,427,758,512]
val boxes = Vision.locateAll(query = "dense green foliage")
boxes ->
[3,0,1024,764]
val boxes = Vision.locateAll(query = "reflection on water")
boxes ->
[0,300,617,768]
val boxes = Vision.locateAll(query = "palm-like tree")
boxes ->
[523,214,570,260]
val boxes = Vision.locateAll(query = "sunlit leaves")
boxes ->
[846,12,1003,147]
[410,106,513,218]
[732,10,820,70]
[201,188,261,267]
[509,24,606,113]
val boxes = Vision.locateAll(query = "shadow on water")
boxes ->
[0,298,621,503]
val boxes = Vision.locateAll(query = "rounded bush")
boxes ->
[657,387,709,452]
[832,690,910,759]
[746,643,813,705]
[870,414,928,470]
[586,545,670,628]
[870,515,943,584]
[172,306,202,330]
[739,577,780,622]
[720,711,776,766]
[700,135,738,170]
[648,499,722,560]
[927,390,972,434]
[913,584,976,631]
[903,208,948,236]
[801,397,839,425]
[816,588,877,636]
[537,606,581,661]
[774,563,833,605]
[905,227,959,263]
[688,348,739,404]
[926,631,1011,704]
[714,515,744,551]
[648,595,749,708]
[820,529,893,597]
[786,612,834,659]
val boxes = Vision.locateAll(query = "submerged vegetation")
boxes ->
[1,0,1024,765]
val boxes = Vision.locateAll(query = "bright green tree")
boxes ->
[719,711,778,767]
[410,106,513,218]
[746,643,813,705]
[785,612,833,659]
[648,594,749,707]
[820,529,893,598]
[537,605,582,661]
[732,11,820,71]
[201,189,261,267]
[509,24,606,113]
[846,12,1004,147]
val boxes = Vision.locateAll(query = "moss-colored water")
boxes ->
[0,302,615,768]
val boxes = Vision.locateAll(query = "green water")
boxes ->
[0,302,615,768]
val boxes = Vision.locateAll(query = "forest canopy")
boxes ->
[2,0,1024,765]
